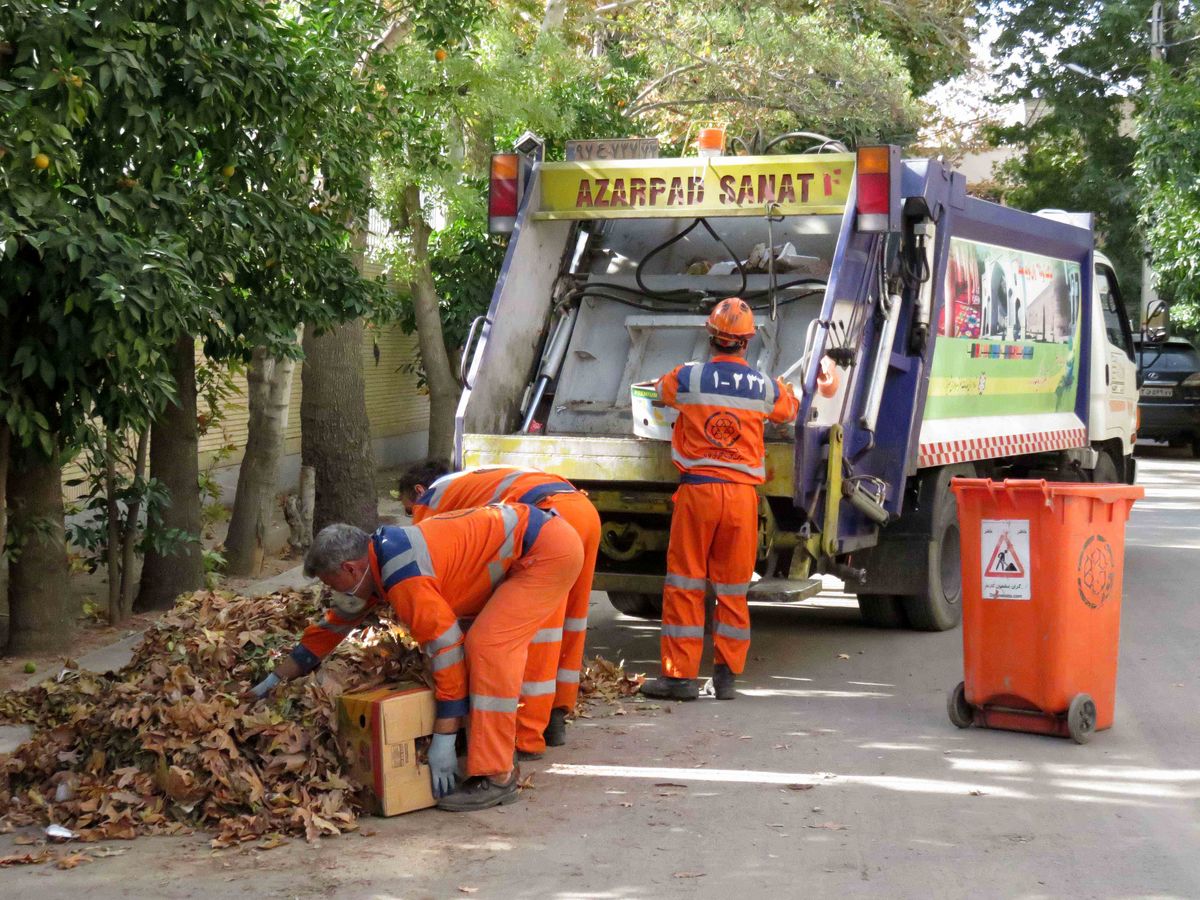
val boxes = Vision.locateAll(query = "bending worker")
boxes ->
[397,461,601,758]
[248,505,582,812]
[641,298,798,702]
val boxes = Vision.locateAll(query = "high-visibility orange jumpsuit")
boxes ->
[655,355,799,679]
[412,467,601,754]
[288,504,583,777]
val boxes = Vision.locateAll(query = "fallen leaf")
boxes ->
[652,783,687,788]
[56,852,93,869]
[785,784,814,791]
[14,835,37,845]
[969,790,985,797]
[91,847,130,858]
[673,871,706,878]
[0,850,53,867]
[837,653,850,660]
[458,887,479,894]
[806,822,847,831]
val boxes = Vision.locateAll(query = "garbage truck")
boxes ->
[454,137,1139,630]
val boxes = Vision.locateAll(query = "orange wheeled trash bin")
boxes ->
[948,478,1143,744]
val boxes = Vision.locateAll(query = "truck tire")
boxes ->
[607,591,662,620]
[858,595,908,628]
[1089,451,1120,484]
[901,470,966,632]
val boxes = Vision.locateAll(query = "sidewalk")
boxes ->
[0,564,312,755]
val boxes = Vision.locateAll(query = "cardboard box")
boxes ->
[337,683,436,816]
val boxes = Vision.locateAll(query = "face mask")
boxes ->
[331,567,370,617]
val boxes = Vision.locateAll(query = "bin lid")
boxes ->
[950,477,1144,503]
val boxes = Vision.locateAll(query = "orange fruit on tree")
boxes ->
[435,48,448,62]
[34,153,50,170]
[221,164,236,178]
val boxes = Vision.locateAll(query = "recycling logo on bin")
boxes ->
[981,519,1031,600]
[1077,534,1115,609]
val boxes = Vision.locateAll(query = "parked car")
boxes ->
[1136,337,1200,456]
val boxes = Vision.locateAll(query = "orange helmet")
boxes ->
[707,298,755,345]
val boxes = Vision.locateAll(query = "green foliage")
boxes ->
[65,427,176,573]
[1137,57,1200,335]
[982,0,1153,302]
[0,0,390,462]
[619,2,923,147]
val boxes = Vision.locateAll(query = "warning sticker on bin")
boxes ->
[981,519,1031,600]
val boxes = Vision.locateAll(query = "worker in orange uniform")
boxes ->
[247,505,582,811]
[641,298,799,702]
[396,461,601,758]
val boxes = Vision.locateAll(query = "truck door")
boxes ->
[1094,262,1138,451]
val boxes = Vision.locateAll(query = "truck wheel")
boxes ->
[902,480,964,632]
[1089,451,1120,484]
[607,591,662,620]
[858,595,908,628]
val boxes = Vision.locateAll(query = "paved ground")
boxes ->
[2,450,1198,898]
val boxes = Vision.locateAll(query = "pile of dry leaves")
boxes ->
[0,588,428,847]
[578,656,645,707]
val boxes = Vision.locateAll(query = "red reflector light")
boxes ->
[857,172,889,215]
[489,153,520,233]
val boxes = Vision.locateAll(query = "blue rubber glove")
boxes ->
[428,732,458,798]
[250,672,281,699]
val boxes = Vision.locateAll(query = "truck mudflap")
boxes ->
[594,572,823,603]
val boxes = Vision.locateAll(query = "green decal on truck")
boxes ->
[926,237,1082,419]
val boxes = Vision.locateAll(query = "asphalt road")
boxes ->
[3,450,1198,899]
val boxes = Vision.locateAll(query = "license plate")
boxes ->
[1141,386,1174,398]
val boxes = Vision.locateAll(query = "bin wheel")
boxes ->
[947,681,973,729]
[1067,693,1097,744]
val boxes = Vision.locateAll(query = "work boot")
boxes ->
[640,676,699,701]
[712,664,737,700]
[544,707,568,747]
[515,749,543,762]
[437,769,521,812]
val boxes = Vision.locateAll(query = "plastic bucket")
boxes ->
[630,382,677,440]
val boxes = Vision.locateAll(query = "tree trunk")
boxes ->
[118,429,149,619]
[0,425,10,651]
[136,335,204,611]
[6,445,73,654]
[405,184,461,463]
[301,321,378,532]
[104,432,121,622]
[224,347,297,576]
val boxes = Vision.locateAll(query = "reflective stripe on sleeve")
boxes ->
[713,622,751,641]
[471,694,520,713]
[430,645,466,671]
[661,623,705,639]
[424,621,464,654]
